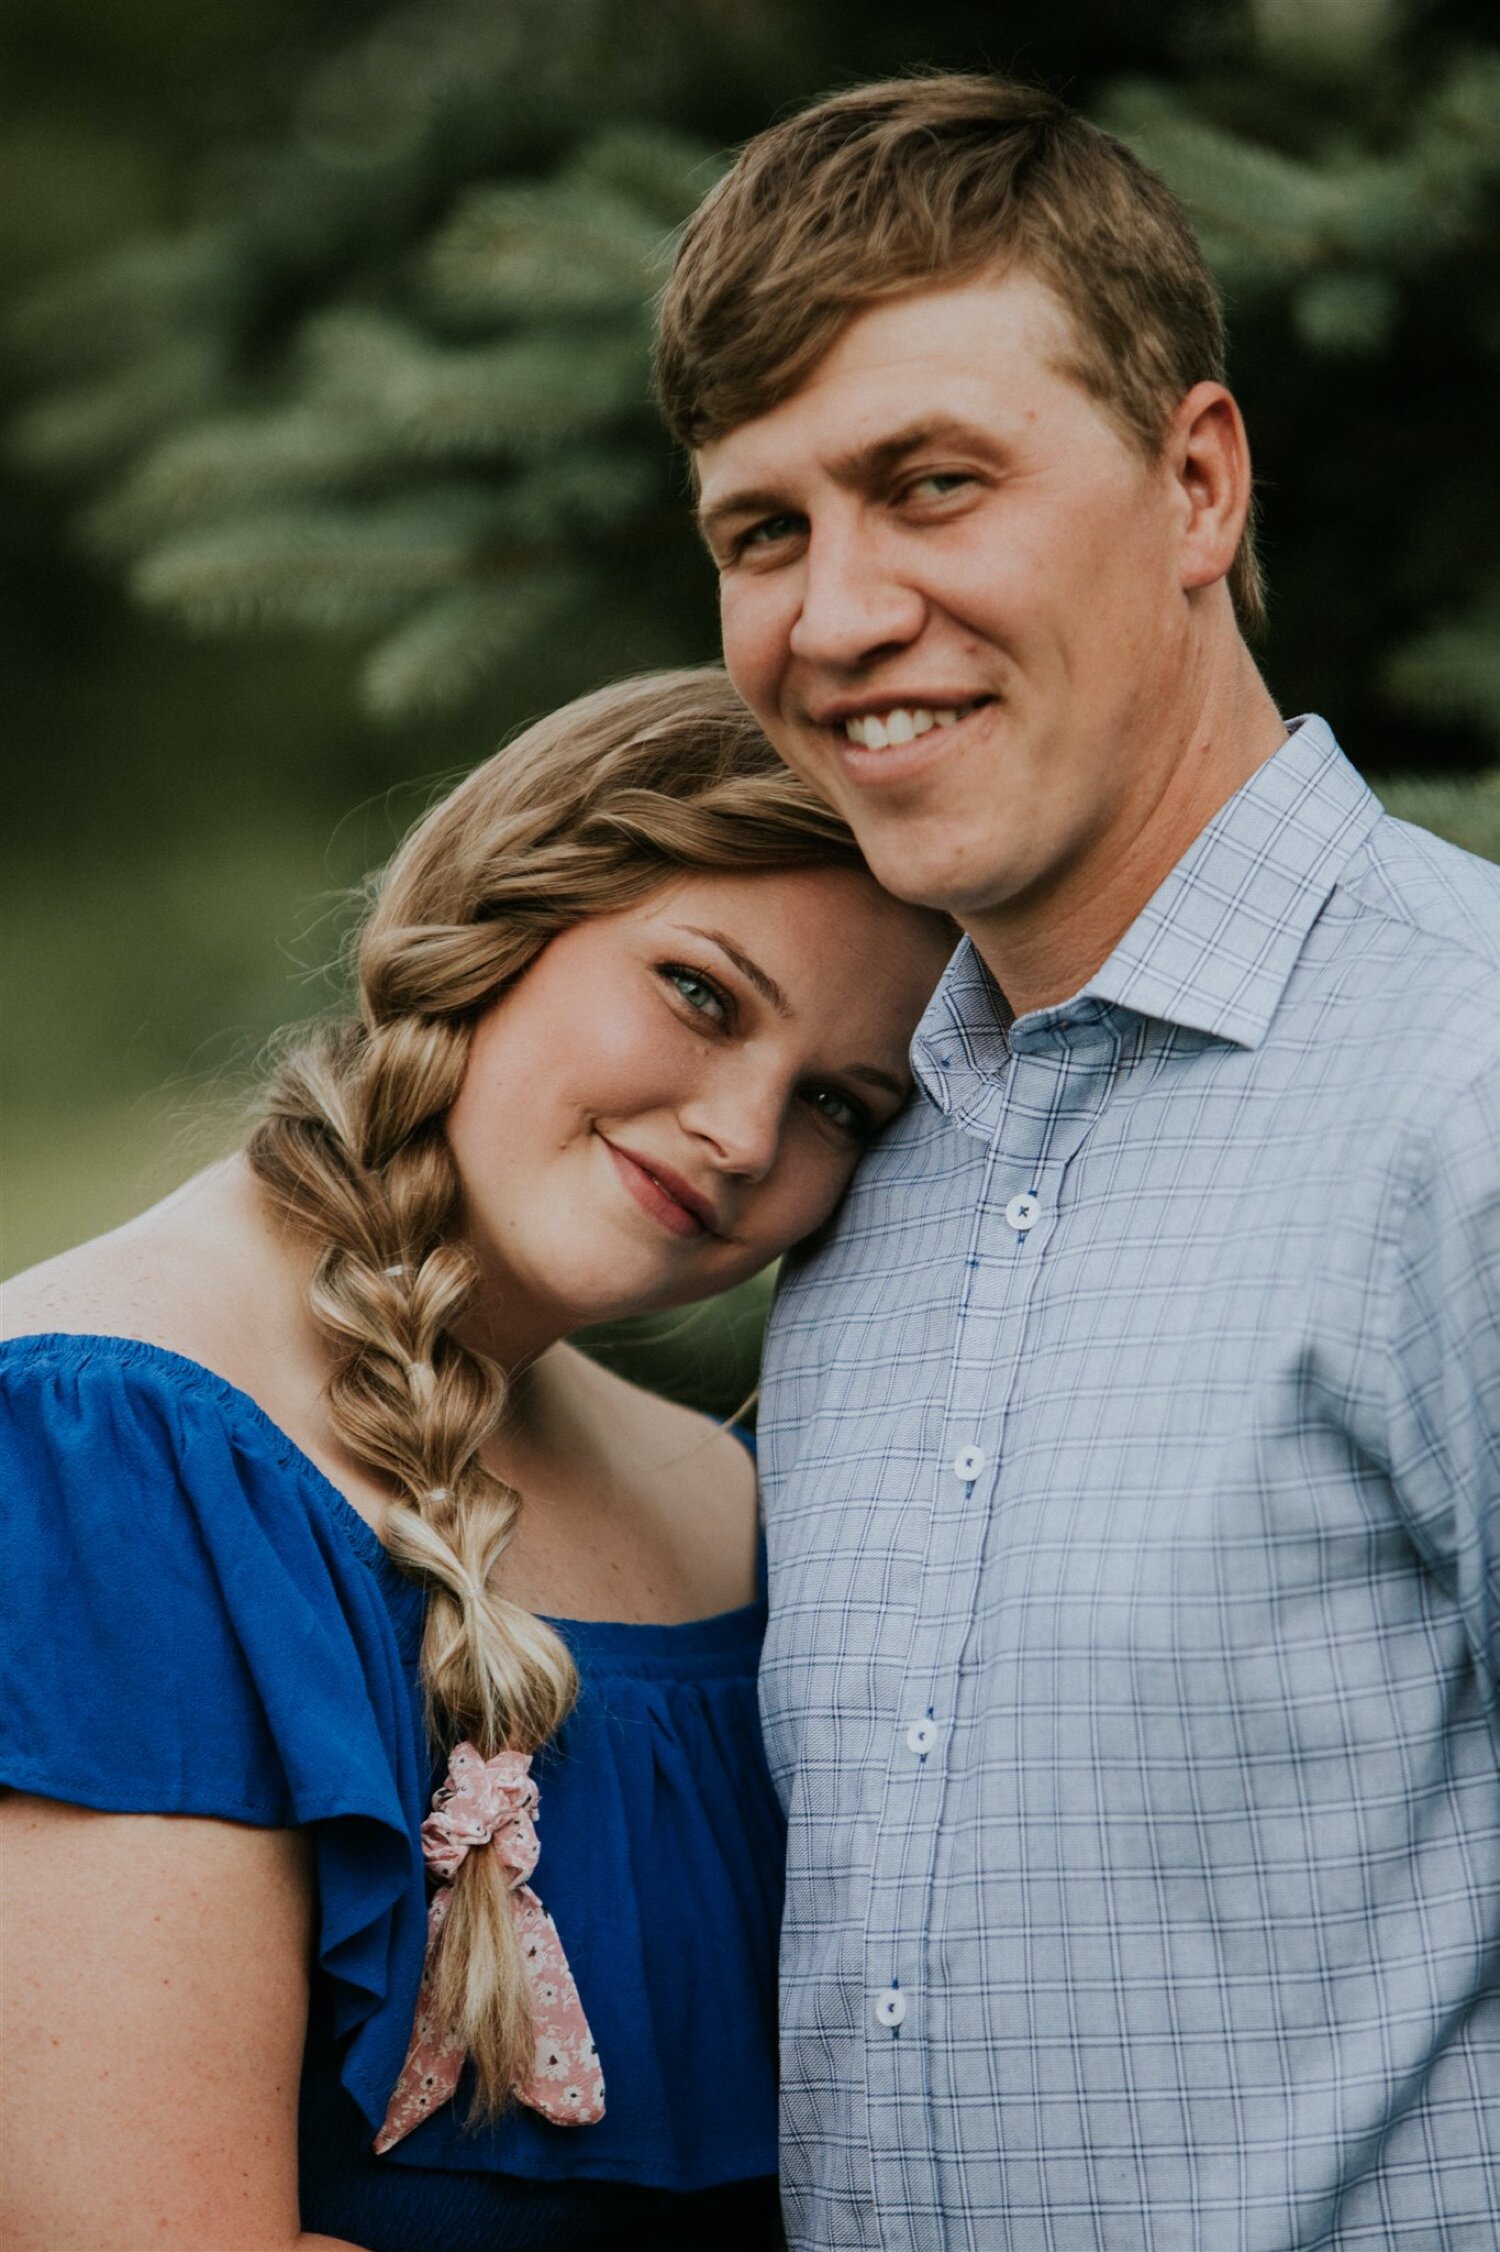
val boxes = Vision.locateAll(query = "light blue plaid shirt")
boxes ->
[759,717,1500,2251]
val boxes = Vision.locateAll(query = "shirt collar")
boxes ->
[912,716,1382,1110]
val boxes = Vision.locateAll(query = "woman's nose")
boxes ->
[680,1069,786,1184]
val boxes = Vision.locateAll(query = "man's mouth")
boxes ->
[836,698,991,750]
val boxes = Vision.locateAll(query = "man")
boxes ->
[655,74,1500,2251]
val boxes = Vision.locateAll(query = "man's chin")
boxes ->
[859,830,1010,922]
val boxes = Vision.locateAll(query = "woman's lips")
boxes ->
[600,1136,714,1239]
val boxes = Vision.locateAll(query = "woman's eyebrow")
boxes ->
[673,924,909,1099]
[676,926,791,1017]
[843,1063,908,1101]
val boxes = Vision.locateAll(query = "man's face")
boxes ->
[696,268,1200,945]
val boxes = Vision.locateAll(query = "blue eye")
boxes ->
[738,512,803,554]
[660,963,730,1024]
[906,472,972,502]
[805,1085,873,1141]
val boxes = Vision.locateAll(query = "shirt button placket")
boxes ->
[1004,1189,1042,1238]
[905,1716,938,1759]
[875,1984,908,2030]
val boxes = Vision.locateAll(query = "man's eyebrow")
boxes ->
[696,416,1000,541]
[826,416,999,488]
[694,487,791,543]
[678,926,791,1017]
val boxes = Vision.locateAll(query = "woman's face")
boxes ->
[445,863,953,1353]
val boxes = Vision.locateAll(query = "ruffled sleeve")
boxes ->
[0,1333,430,2124]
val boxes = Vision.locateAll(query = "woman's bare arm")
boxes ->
[2,1794,364,2252]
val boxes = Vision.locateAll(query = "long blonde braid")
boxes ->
[248,669,859,2117]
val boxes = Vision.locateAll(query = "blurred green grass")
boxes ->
[2,822,364,1278]
[2,1090,239,1277]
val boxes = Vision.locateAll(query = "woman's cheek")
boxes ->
[763,1139,857,1257]
[589,992,697,1101]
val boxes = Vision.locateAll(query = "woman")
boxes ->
[1,668,952,2252]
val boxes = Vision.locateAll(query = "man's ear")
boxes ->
[1166,381,1253,596]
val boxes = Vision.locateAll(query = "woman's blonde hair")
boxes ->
[247,667,859,2121]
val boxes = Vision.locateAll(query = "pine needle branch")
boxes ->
[1384,584,1500,750]
[9,341,232,477]
[357,566,595,720]
[299,310,648,452]
[130,489,514,632]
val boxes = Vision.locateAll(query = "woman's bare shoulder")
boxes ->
[0,1161,286,1375]
[0,1228,160,1347]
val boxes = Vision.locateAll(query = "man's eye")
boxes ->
[660,963,730,1024]
[904,472,972,503]
[738,513,803,554]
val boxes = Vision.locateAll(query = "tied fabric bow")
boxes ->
[374,1743,605,2153]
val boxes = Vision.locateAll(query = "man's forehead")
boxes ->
[693,269,1086,513]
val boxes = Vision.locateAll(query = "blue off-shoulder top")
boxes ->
[0,1334,784,2241]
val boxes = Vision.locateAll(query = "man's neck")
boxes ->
[965,645,1287,1019]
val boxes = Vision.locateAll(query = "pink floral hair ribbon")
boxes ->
[374,1742,605,2154]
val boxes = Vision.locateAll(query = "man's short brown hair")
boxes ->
[656,72,1263,632]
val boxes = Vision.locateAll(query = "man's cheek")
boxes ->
[719,593,778,705]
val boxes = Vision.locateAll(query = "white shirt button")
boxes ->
[952,1444,986,1481]
[875,1987,907,2029]
[1005,1191,1041,1231]
[905,1719,937,1756]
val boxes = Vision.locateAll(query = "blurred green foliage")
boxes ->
[4,0,1499,1417]
[8,0,1499,756]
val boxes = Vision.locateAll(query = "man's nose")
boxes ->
[788,523,924,671]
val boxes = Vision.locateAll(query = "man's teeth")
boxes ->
[844,706,966,749]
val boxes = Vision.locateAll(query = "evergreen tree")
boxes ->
[7,0,1498,797]
[7,0,744,726]
[1102,0,1500,774]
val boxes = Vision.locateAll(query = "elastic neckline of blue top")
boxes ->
[1,1331,765,1650]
